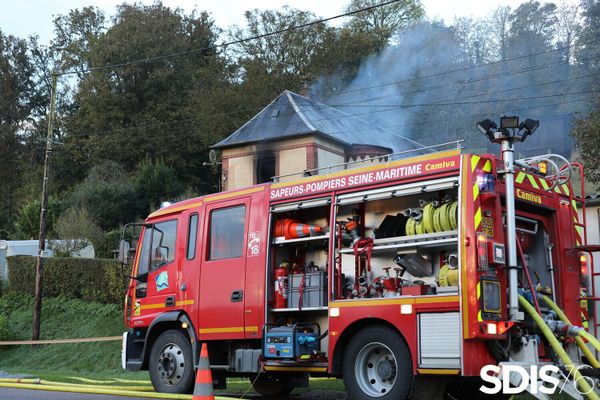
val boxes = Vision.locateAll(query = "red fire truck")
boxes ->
[119,118,598,399]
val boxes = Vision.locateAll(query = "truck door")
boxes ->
[132,219,179,322]
[198,198,250,340]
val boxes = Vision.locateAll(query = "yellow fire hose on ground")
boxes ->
[0,377,238,399]
[0,377,154,391]
[540,295,600,368]
[518,295,599,400]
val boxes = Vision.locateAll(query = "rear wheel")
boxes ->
[149,329,195,394]
[343,325,413,400]
[251,373,294,397]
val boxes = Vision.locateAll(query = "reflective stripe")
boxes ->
[482,160,492,172]
[526,174,540,189]
[474,207,482,230]
[193,383,214,396]
[471,155,481,172]
[472,182,479,201]
[515,172,526,184]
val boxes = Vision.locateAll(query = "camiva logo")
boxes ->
[516,188,542,204]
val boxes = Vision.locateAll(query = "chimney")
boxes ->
[299,76,310,98]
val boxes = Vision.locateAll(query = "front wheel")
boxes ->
[343,325,413,400]
[149,329,195,394]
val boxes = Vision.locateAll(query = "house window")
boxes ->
[256,151,276,184]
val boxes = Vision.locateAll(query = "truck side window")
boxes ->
[150,220,178,270]
[209,205,246,260]
[187,214,198,260]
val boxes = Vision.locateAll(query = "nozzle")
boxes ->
[410,209,423,221]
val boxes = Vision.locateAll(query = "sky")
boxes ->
[0,0,559,45]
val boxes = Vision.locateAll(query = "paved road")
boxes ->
[0,388,165,400]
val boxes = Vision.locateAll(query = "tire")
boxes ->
[343,325,413,400]
[251,373,294,397]
[149,329,195,394]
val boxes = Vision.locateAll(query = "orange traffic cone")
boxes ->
[192,343,214,400]
[286,221,322,238]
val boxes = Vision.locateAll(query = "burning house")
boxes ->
[212,90,425,191]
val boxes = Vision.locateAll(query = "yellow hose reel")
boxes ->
[438,254,458,286]
[415,221,425,235]
[405,217,416,236]
[420,200,437,234]
[404,199,458,236]
[448,201,458,230]
[433,200,457,233]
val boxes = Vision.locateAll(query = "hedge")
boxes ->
[7,256,128,304]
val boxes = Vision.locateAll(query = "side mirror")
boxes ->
[118,240,131,264]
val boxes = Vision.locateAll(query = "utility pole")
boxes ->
[32,72,58,341]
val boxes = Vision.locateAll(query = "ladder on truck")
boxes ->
[570,162,600,344]
[518,155,600,347]
[514,155,600,400]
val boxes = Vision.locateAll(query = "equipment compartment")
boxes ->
[269,197,332,312]
[332,177,460,300]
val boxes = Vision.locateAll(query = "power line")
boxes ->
[328,51,600,105]
[331,89,600,108]
[65,93,596,150]
[62,58,600,141]
[71,96,593,156]
[319,39,599,101]
[59,0,403,76]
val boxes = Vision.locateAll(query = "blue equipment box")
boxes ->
[263,324,320,359]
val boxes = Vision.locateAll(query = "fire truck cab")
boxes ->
[120,145,592,399]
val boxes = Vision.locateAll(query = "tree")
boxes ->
[0,30,38,235]
[489,6,511,61]
[571,100,600,188]
[51,206,103,256]
[63,3,223,193]
[344,0,425,46]
[134,158,184,214]
[229,7,333,102]
[578,0,600,76]
[69,162,142,231]
[452,17,497,65]
[14,198,62,240]
[555,3,581,63]
[51,6,105,76]
[310,27,385,97]
[507,1,558,61]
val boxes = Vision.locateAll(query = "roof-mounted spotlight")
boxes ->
[500,115,519,130]
[519,118,539,142]
[476,119,497,141]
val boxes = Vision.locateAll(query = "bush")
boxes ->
[94,229,122,259]
[7,256,128,304]
[0,314,14,342]
[14,198,63,240]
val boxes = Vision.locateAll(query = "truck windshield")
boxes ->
[137,220,178,278]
